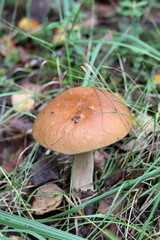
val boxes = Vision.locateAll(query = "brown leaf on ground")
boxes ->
[81,189,96,215]
[105,224,123,240]
[120,114,156,152]
[133,114,155,133]
[98,194,123,239]
[94,150,109,171]
[11,92,35,111]
[29,153,71,187]
[18,47,29,63]
[95,2,116,19]
[0,143,24,176]
[30,157,60,186]
[105,171,125,187]
[0,36,17,57]
[98,193,123,216]
[82,13,98,28]
[78,225,92,239]
[120,138,149,152]
[0,35,28,63]
[11,82,41,112]
[0,115,32,175]
[30,182,63,215]
[2,117,32,136]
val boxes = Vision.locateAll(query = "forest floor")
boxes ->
[0,0,159,240]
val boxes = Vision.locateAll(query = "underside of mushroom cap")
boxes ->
[33,87,132,154]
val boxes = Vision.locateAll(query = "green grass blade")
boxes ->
[0,211,84,240]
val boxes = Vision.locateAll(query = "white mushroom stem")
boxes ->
[71,151,94,191]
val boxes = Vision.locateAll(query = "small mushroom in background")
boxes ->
[18,17,40,32]
[32,87,132,192]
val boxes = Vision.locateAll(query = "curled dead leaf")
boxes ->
[31,182,63,215]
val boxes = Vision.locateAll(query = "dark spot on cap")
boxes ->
[71,115,81,124]
[50,111,55,115]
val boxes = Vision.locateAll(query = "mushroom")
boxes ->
[33,87,132,192]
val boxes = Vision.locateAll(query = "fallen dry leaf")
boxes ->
[105,171,125,187]
[120,138,149,152]
[11,93,35,111]
[30,157,60,186]
[31,182,63,215]
[120,113,157,152]
[98,194,123,216]
[95,2,115,19]
[6,116,33,133]
[0,35,28,63]
[0,143,24,176]
[98,194,123,239]
[11,82,41,112]
[82,13,98,28]
[94,150,109,170]
[134,114,155,133]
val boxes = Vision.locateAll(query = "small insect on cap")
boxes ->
[33,87,132,154]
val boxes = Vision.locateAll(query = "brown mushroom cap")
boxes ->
[33,87,132,154]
